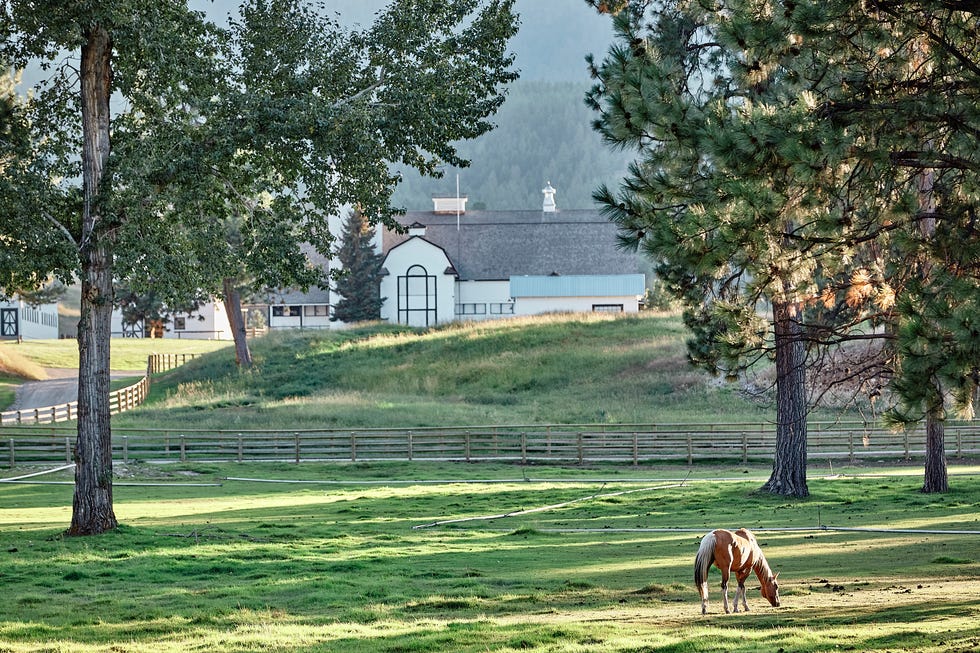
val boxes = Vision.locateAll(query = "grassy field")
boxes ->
[2,461,979,652]
[110,313,865,431]
[0,338,232,372]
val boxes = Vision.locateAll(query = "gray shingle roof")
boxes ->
[383,209,645,281]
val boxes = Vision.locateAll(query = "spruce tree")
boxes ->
[332,209,384,324]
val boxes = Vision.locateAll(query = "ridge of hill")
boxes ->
[117,312,803,432]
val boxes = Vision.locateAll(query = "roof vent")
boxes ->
[432,195,468,214]
[542,181,557,213]
[408,221,426,237]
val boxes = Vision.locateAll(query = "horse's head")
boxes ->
[760,572,780,607]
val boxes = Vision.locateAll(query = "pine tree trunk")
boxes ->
[67,24,117,536]
[922,407,948,493]
[223,277,253,368]
[761,299,809,497]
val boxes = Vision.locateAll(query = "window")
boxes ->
[490,303,514,315]
[173,316,187,330]
[455,303,487,315]
[272,305,302,317]
[592,304,624,313]
[304,305,329,317]
[397,265,437,326]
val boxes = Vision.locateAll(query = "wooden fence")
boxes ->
[0,353,196,426]
[2,420,979,468]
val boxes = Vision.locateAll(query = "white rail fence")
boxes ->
[3,421,979,468]
[0,353,197,426]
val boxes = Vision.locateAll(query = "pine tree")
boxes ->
[332,209,384,324]
[589,1,980,495]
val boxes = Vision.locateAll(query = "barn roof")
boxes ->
[382,209,645,281]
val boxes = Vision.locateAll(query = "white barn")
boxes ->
[379,186,648,327]
[0,298,59,340]
[110,301,233,340]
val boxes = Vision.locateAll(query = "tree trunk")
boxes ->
[922,406,948,493]
[915,148,948,493]
[67,24,117,536]
[223,277,253,368]
[761,299,809,497]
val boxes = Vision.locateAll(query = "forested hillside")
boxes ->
[391,80,632,211]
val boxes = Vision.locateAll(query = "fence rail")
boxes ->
[0,353,196,426]
[3,421,979,468]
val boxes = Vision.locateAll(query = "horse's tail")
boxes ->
[694,531,716,589]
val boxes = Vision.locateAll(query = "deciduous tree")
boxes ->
[0,0,517,534]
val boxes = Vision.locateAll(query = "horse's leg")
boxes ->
[719,563,732,614]
[698,578,709,615]
[734,569,750,612]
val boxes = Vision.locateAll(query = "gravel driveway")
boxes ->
[9,369,138,411]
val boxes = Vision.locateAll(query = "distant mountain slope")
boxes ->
[391,80,631,211]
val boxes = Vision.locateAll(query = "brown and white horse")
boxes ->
[694,528,780,615]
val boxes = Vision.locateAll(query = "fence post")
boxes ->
[408,431,414,461]
[632,432,638,466]
[904,430,910,460]
[294,432,301,464]
[957,429,962,457]
[238,434,244,463]
[180,435,186,462]
[65,436,72,464]
[848,431,854,465]
[521,432,527,465]
[350,432,357,462]
[577,431,584,464]
[741,432,747,464]
[465,430,471,463]
[8,438,14,468]
[123,436,129,463]
[687,433,693,466]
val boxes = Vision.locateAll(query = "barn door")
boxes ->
[0,308,18,337]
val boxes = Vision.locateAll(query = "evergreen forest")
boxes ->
[391,80,633,211]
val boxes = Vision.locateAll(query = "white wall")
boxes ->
[111,301,233,339]
[514,295,640,316]
[0,300,59,340]
[454,280,512,321]
[380,238,456,326]
[168,302,233,340]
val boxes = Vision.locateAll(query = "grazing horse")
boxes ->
[694,528,780,615]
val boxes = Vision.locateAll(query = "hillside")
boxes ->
[118,312,797,431]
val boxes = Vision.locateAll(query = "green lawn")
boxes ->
[0,338,232,372]
[2,461,979,652]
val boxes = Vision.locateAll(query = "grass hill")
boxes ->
[118,312,823,432]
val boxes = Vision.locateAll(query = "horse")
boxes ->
[694,528,780,615]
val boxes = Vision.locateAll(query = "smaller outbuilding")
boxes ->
[0,298,60,340]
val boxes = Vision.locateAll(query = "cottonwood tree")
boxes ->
[0,0,517,535]
[114,0,520,369]
[332,209,384,324]
[0,3,221,535]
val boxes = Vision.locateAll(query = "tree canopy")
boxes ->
[0,0,519,533]
[588,0,980,494]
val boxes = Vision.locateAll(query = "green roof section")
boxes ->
[509,274,646,298]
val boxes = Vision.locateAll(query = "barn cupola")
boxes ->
[542,181,557,213]
[432,195,468,214]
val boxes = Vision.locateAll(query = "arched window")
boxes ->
[398,264,437,326]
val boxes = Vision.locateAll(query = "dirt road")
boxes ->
[9,369,138,411]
